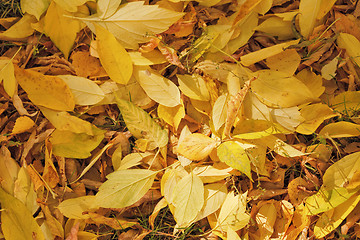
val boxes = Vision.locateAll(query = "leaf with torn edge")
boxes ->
[177,133,219,161]
[134,66,180,107]
[116,98,168,148]
[94,169,157,208]
[95,24,133,84]
[0,187,45,240]
[81,1,184,49]
[173,172,204,227]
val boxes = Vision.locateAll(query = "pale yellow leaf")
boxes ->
[97,0,122,18]
[227,226,242,240]
[0,58,16,97]
[0,187,45,240]
[173,172,204,227]
[176,125,192,167]
[240,40,299,66]
[0,146,20,194]
[321,57,339,80]
[212,94,227,132]
[265,49,301,76]
[134,67,180,107]
[94,169,157,208]
[43,1,87,59]
[217,141,252,179]
[14,67,75,111]
[11,116,34,135]
[20,0,50,20]
[319,121,360,138]
[95,24,133,84]
[337,33,360,68]
[116,98,168,148]
[251,70,316,108]
[158,102,185,129]
[296,103,338,135]
[177,74,210,101]
[50,128,104,158]
[194,183,227,222]
[161,167,187,204]
[177,133,219,161]
[314,193,360,238]
[81,1,184,49]
[193,165,231,183]
[128,50,167,65]
[113,77,152,107]
[14,167,37,214]
[0,14,37,40]
[254,16,294,40]
[58,196,95,219]
[299,0,321,38]
[270,107,303,131]
[117,152,152,170]
[59,75,105,105]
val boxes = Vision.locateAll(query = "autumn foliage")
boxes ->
[1,0,360,239]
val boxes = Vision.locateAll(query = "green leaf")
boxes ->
[217,141,252,180]
[116,98,168,148]
[0,187,45,240]
[94,169,156,208]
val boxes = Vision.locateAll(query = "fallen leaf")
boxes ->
[177,133,219,161]
[11,116,34,134]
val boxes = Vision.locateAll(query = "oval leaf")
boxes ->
[319,121,360,138]
[177,133,219,161]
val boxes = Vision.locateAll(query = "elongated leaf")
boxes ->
[299,0,321,38]
[212,94,227,132]
[14,66,75,111]
[177,74,210,101]
[59,75,105,105]
[331,91,360,115]
[0,187,45,240]
[177,133,219,161]
[0,58,16,97]
[81,1,184,49]
[116,98,168,148]
[58,196,95,219]
[319,121,360,138]
[134,67,180,107]
[173,172,204,227]
[94,169,157,208]
[217,141,252,179]
[95,24,133,84]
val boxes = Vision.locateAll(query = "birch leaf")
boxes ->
[81,1,184,49]
[212,94,227,132]
[299,0,321,38]
[217,141,252,180]
[14,66,75,111]
[173,172,204,227]
[157,102,185,130]
[59,75,105,105]
[177,133,219,161]
[58,196,95,219]
[95,24,133,84]
[134,67,180,107]
[0,187,45,240]
[177,74,210,101]
[116,98,168,148]
[94,169,157,208]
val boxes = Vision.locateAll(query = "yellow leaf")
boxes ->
[58,196,95,219]
[14,67,75,111]
[97,0,122,18]
[233,120,285,139]
[173,172,204,227]
[95,24,133,84]
[0,187,45,240]
[296,103,338,135]
[337,33,360,68]
[232,0,263,26]
[296,69,325,98]
[59,75,105,105]
[194,183,227,222]
[299,0,321,38]
[212,94,227,132]
[265,49,301,76]
[21,0,50,20]
[13,167,38,214]
[256,202,277,239]
[116,98,168,148]
[81,2,184,49]
[193,165,231,183]
[11,116,34,135]
[113,77,152,107]
[251,70,316,108]
[314,193,360,238]
[117,152,152,170]
[53,0,91,12]
[94,169,157,208]
[254,16,294,40]
[0,146,19,194]
[177,133,219,161]
[157,102,185,129]
[177,74,210,101]
[134,67,180,107]
[128,50,167,65]
[319,121,360,138]
[217,141,252,179]
[43,1,86,59]
[40,107,94,135]
[331,91,360,115]
[227,226,242,240]
[50,128,104,158]
[317,0,337,19]
[0,58,16,97]
[321,56,339,80]
[271,107,304,131]
[0,14,37,40]
[240,40,299,66]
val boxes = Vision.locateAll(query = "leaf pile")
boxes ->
[1,0,360,239]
